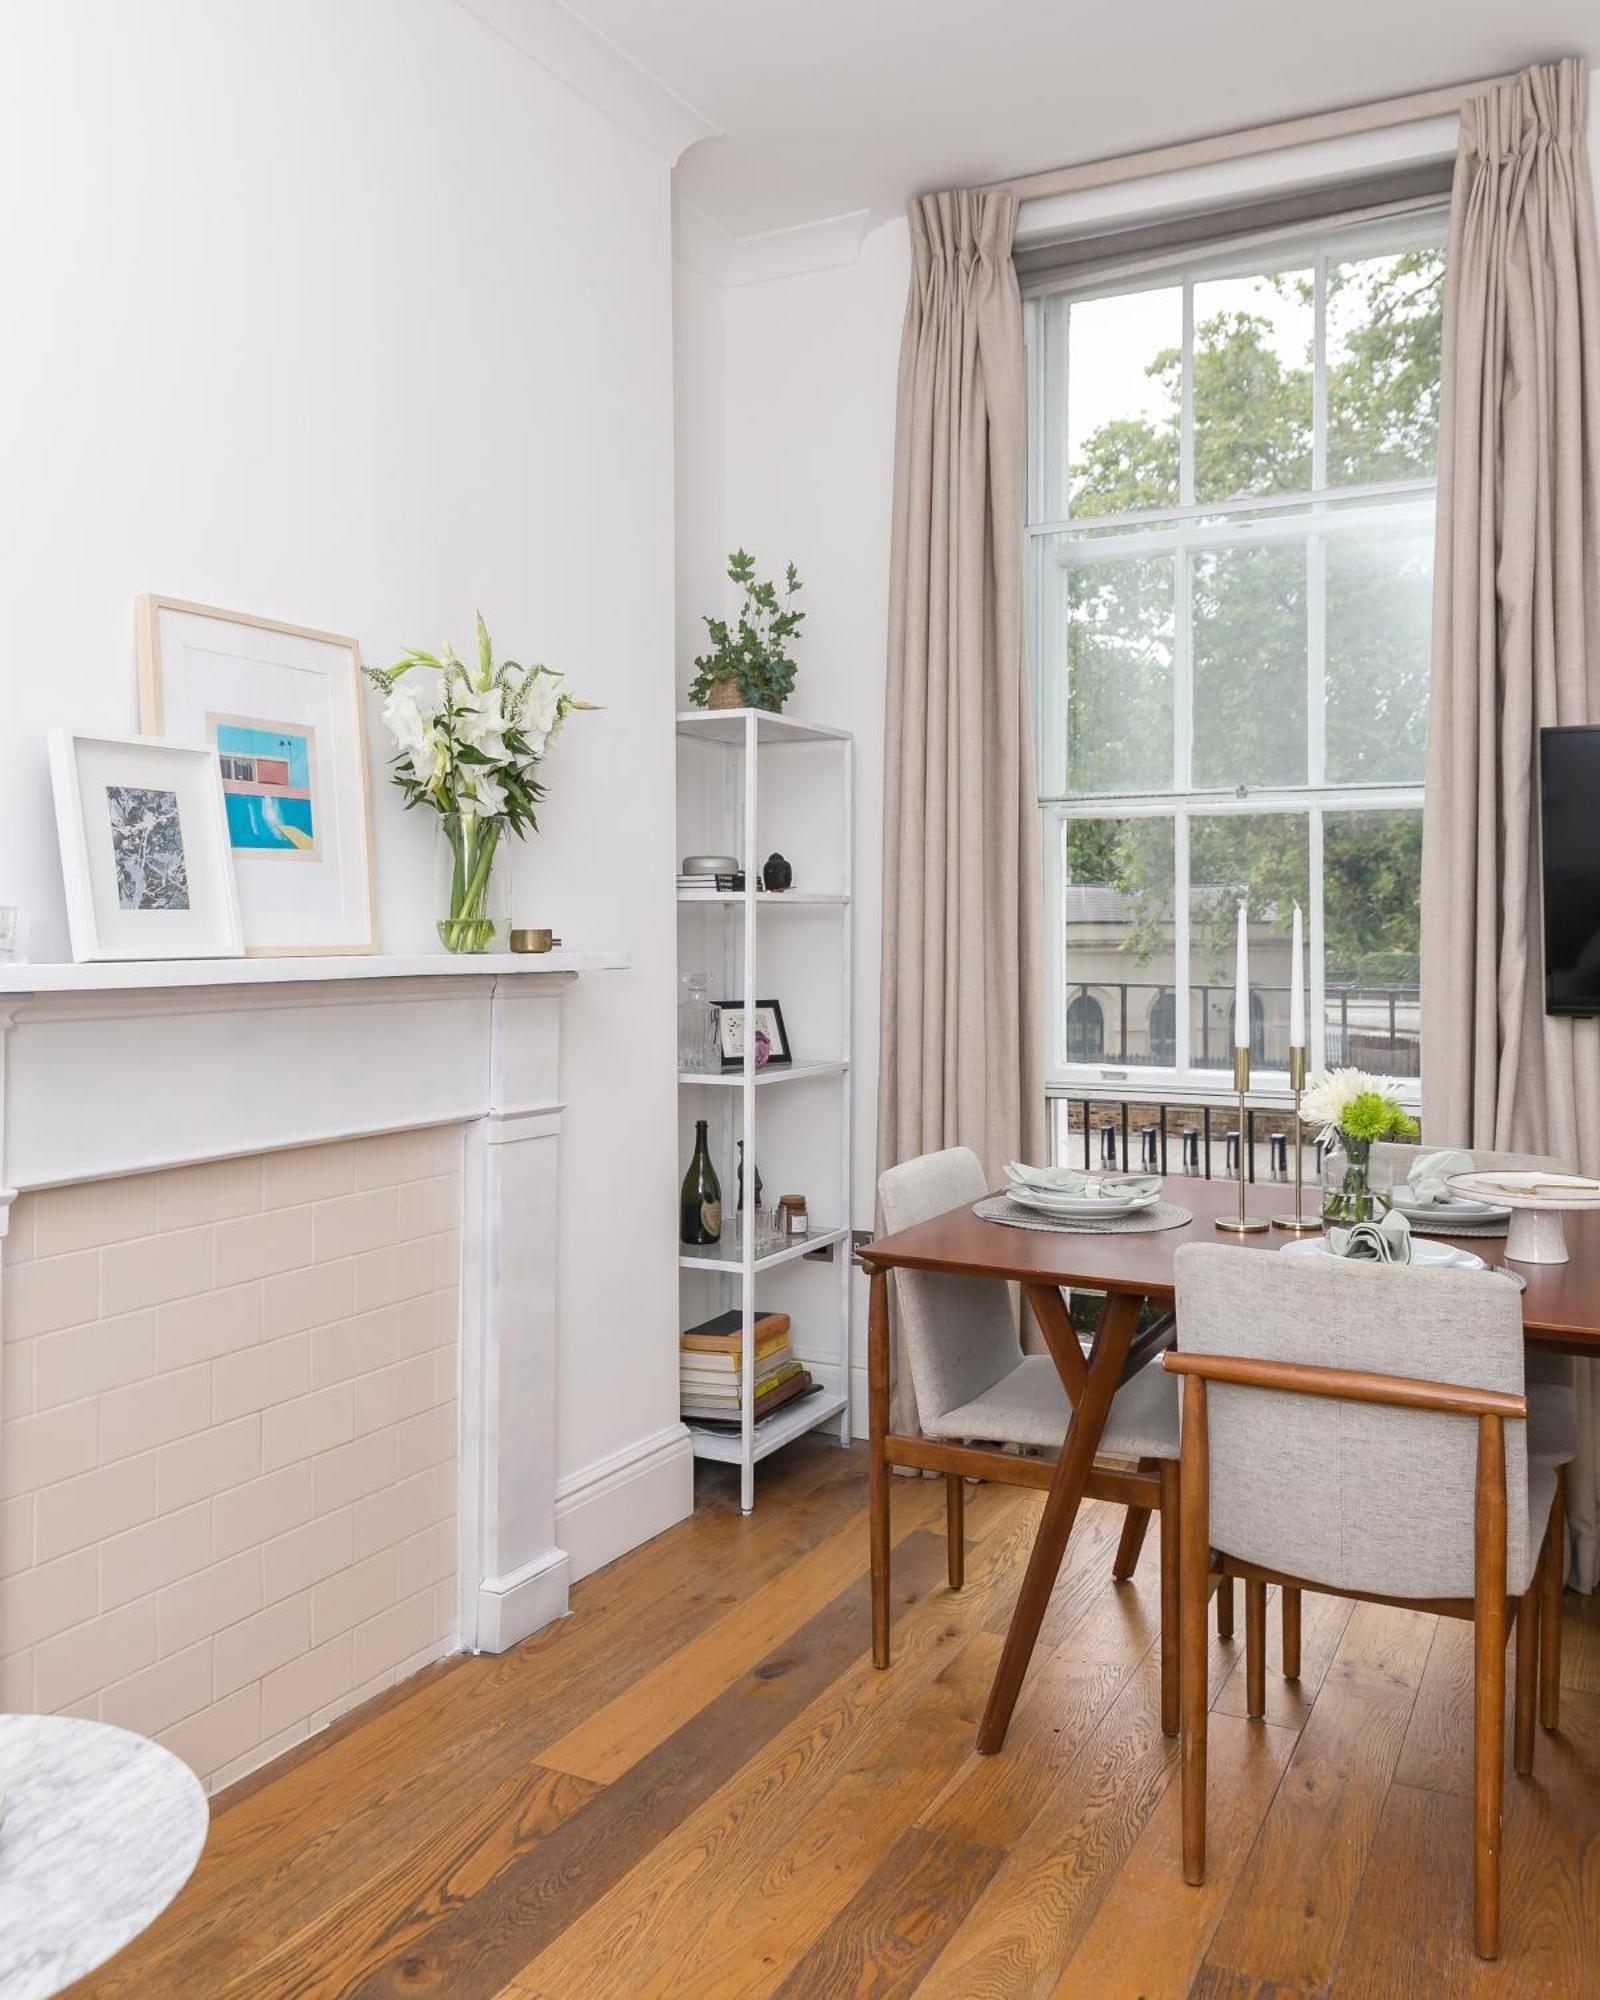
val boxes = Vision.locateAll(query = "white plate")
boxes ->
[1389,1196,1510,1223]
[1007,1184,1160,1219]
[1002,1163,1160,1199]
[1280,1236,1486,1271]
[1448,1170,1600,1210]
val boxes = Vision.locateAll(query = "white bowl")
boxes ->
[1279,1236,1486,1271]
[1007,1184,1160,1219]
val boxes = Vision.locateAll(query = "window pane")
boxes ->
[1061,817,1176,1067]
[1189,814,1309,1070]
[1323,809,1422,1078]
[1325,524,1432,783]
[1192,268,1312,504]
[1326,248,1445,485]
[1064,556,1174,794]
[1066,286,1181,517]
[1191,542,1306,788]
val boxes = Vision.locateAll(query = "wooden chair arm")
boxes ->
[1161,1350,1526,1421]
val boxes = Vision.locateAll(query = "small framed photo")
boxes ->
[714,998,792,1070]
[48,730,244,962]
[136,596,375,955]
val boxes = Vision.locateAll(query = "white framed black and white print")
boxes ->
[136,596,375,956]
[48,730,243,962]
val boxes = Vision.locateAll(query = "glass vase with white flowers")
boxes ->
[364,617,594,953]
[1300,1067,1420,1226]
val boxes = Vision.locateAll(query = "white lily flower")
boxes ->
[461,769,508,819]
[520,672,562,760]
[382,689,430,760]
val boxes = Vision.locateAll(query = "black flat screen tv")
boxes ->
[1541,725,1600,1015]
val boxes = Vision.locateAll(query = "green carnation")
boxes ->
[1339,1091,1419,1143]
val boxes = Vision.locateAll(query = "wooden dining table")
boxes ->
[858,1174,1600,1758]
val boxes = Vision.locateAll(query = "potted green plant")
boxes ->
[688,549,804,712]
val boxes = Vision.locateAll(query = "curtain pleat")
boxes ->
[878,190,1047,1436]
[1422,58,1600,1584]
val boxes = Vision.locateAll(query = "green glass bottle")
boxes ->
[680,1120,722,1245]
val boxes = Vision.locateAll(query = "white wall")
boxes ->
[0,1,687,1571]
[674,219,908,1424]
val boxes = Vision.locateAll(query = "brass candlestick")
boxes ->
[1272,1045,1321,1234]
[1215,1046,1270,1234]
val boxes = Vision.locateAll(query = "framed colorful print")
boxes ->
[136,597,375,955]
[48,730,243,962]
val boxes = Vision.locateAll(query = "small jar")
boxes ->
[778,1195,809,1239]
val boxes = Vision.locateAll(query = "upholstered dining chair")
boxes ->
[1375,1139,1578,1702]
[878,1146,1193,1734]
[1167,1244,1565,1960]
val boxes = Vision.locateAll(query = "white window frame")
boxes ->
[1026,207,1445,1107]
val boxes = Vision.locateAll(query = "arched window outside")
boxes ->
[1148,989,1176,1066]
[1065,991,1105,1062]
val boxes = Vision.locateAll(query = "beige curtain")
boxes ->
[877,189,1047,1433]
[1422,58,1600,1585]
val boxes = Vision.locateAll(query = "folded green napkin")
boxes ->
[1326,1209,1413,1264]
[1405,1148,1474,1206]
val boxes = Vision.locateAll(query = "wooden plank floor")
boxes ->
[78,1440,1600,1998]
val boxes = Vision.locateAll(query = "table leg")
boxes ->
[975,1288,1141,1755]
[868,1266,891,1670]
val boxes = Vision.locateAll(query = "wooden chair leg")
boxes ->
[1540,1464,1565,1732]
[1114,1463,1157,1580]
[1245,1578,1267,1719]
[1179,1377,1209,1884]
[1282,1585,1302,1681]
[1158,1459,1179,1738]
[868,1269,891,1669]
[946,1474,965,1590]
[1514,1584,1538,1778]
[1473,1413,1507,1960]
[1215,1572,1234,1640]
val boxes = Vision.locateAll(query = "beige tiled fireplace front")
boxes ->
[1,1128,462,1791]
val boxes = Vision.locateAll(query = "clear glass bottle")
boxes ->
[678,972,715,1073]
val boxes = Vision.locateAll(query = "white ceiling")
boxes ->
[563,0,1600,240]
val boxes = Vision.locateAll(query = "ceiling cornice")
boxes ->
[674,199,872,288]
[454,0,718,165]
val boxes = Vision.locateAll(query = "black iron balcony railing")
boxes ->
[1061,979,1420,1076]
[1048,1092,1424,1181]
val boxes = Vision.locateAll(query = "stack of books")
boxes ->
[680,1307,815,1427]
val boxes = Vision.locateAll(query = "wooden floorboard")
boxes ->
[72,1439,1600,2000]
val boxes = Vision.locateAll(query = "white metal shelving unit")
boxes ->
[676,707,853,1512]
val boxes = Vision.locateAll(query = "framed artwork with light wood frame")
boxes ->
[137,596,376,955]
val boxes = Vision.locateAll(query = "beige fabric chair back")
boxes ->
[877,1148,1021,1426]
[1174,1244,1528,1600]
[1372,1141,1573,1185]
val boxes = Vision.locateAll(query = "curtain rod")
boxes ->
[980,74,1514,205]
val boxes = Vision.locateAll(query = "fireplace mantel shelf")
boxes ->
[0,949,627,996]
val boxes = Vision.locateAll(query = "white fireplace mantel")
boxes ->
[0,950,628,1656]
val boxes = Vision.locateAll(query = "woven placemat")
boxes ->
[974,1195,1194,1234]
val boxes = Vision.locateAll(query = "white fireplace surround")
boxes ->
[0,951,631,1661]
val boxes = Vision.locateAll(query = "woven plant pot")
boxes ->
[706,676,742,710]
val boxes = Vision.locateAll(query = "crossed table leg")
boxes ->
[867,1269,1162,1755]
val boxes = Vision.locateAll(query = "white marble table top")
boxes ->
[0,1715,208,1999]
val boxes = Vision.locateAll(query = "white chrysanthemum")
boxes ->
[1300,1066,1406,1134]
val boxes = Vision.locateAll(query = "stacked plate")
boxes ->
[1002,1162,1161,1220]
[1281,1236,1487,1271]
[1387,1186,1512,1226]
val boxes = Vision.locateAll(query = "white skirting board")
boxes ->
[555,1423,695,1583]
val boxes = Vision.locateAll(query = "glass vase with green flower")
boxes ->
[1301,1067,1420,1226]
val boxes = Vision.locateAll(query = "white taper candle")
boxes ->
[1234,900,1249,1049]
[1289,902,1305,1048]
